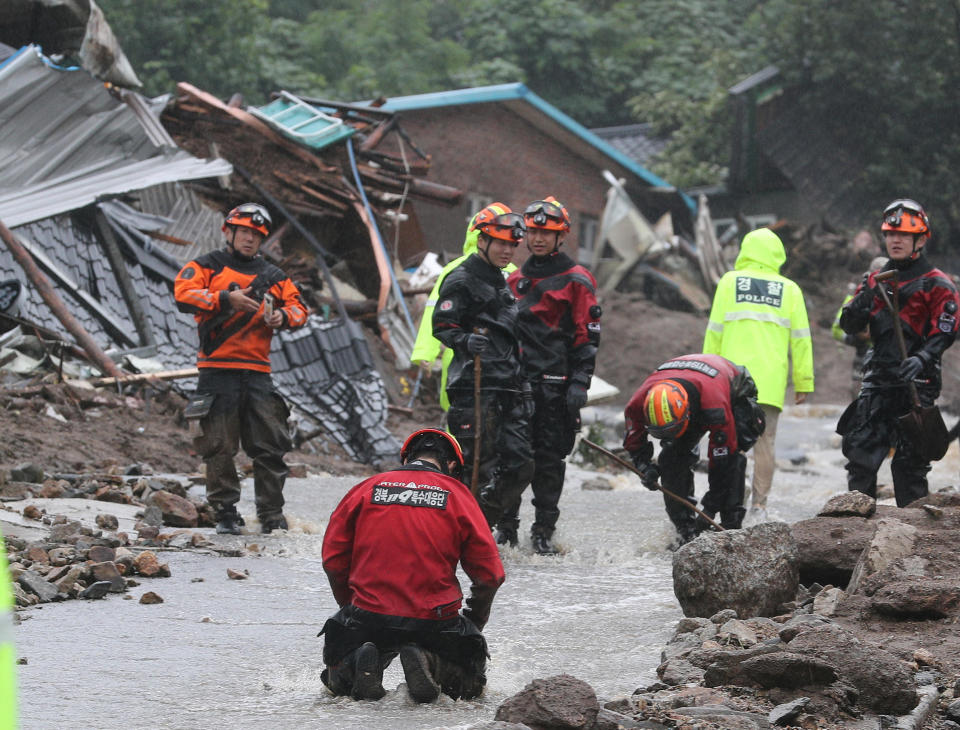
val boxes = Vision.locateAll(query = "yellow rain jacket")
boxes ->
[0,530,17,730]
[410,225,516,410]
[703,228,814,409]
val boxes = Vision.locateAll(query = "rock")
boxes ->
[287,462,308,479]
[786,623,918,714]
[686,643,783,671]
[811,586,845,617]
[148,490,198,527]
[581,477,613,491]
[791,516,875,587]
[495,674,599,729]
[133,551,162,577]
[460,722,533,730]
[87,545,116,563]
[227,568,248,580]
[594,707,647,729]
[135,522,160,540]
[946,698,960,722]
[79,581,113,599]
[49,520,83,543]
[95,513,119,531]
[913,648,940,668]
[0,482,35,500]
[37,479,65,498]
[17,570,60,602]
[52,566,84,595]
[668,704,770,729]
[817,492,876,517]
[769,697,809,726]
[676,617,711,634]
[709,609,738,624]
[141,505,164,527]
[139,591,164,604]
[717,619,758,648]
[25,546,49,565]
[777,614,833,642]
[47,547,76,566]
[705,651,837,689]
[921,504,944,518]
[870,578,960,619]
[846,517,918,593]
[89,561,126,592]
[22,504,42,520]
[673,523,798,618]
[11,462,44,483]
[656,658,705,686]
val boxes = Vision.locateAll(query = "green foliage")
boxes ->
[98,0,270,100]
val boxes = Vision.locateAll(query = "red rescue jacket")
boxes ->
[322,464,505,622]
[174,249,308,372]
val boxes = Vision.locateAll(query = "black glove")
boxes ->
[898,355,925,381]
[635,462,660,490]
[521,382,535,419]
[466,333,490,355]
[566,383,588,413]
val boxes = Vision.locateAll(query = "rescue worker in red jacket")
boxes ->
[174,203,308,534]
[837,199,960,506]
[432,203,534,529]
[320,429,504,703]
[624,354,765,545]
[499,196,601,555]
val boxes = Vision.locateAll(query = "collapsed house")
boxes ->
[0,44,464,464]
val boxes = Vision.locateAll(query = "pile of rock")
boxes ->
[476,490,960,730]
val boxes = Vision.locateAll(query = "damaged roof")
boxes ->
[0,45,231,228]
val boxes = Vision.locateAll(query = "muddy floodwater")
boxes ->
[14,405,960,729]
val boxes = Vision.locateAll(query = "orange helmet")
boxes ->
[400,428,464,476]
[524,196,571,233]
[881,199,929,237]
[642,380,690,439]
[223,203,272,237]
[471,202,526,245]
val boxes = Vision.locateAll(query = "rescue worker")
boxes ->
[432,203,534,529]
[320,429,504,703]
[837,199,960,506]
[832,256,887,400]
[703,227,814,524]
[174,203,309,534]
[0,529,17,729]
[410,210,518,412]
[624,354,766,545]
[496,197,601,555]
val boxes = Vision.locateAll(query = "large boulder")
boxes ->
[846,517,917,593]
[790,516,874,587]
[495,674,599,729]
[785,623,918,715]
[672,523,798,618]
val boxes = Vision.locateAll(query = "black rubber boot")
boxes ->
[260,514,288,534]
[531,530,559,556]
[215,511,245,535]
[351,642,386,700]
[494,525,518,547]
[399,644,441,703]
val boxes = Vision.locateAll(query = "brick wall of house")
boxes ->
[386,102,626,267]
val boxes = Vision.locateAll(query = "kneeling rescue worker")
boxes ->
[174,203,308,534]
[624,354,766,545]
[320,429,504,702]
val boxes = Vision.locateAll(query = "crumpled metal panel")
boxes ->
[0,46,231,228]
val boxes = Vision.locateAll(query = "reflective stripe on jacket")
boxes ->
[703,228,813,408]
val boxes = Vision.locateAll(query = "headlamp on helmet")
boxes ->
[524,196,571,233]
[471,203,526,246]
[223,203,272,237]
[881,199,929,236]
[642,380,690,440]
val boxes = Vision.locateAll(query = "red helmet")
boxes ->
[524,196,571,233]
[400,428,464,475]
[471,202,526,245]
[881,199,929,237]
[642,380,690,439]
[223,203,272,237]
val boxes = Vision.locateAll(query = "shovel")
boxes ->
[873,270,951,461]
[470,328,486,496]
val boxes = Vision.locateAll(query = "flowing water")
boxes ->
[14,405,960,729]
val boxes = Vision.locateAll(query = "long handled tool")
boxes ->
[581,437,724,532]
[470,331,484,496]
[874,270,950,461]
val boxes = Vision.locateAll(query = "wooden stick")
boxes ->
[471,350,483,496]
[0,217,124,378]
[580,437,725,532]
[88,368,199,387]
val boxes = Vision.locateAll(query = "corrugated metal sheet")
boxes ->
[0,45,231,228]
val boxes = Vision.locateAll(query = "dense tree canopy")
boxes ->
[95,0,960,245]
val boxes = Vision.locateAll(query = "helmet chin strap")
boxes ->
[226,226,258,262]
